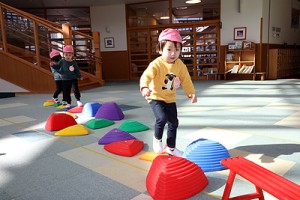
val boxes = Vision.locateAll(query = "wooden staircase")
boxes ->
[0,2,104,93]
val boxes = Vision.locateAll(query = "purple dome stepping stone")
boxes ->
[98,128,136,145]
[86,118,114,129]
[82,102,102,117]
[119,120,149,133]
[94,102,124,120]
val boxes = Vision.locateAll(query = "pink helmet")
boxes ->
[49,50,60,58]
[158,28,182,43]
[63,45,74,53]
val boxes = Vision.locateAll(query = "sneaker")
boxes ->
[165,147,183,157]
[77,101,83,107]
[61,101,68,106]
[66,104,71,108]
[153,136,163,153]
[53,98,60,104]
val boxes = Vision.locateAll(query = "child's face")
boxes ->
[159,41,181,64]
[64,52,73,61]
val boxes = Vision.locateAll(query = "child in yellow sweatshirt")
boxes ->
[140,28,197,157]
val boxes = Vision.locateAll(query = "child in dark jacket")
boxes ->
[50,50,63,104]
[60,45,83,107]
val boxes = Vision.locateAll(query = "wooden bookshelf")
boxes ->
[127,22,221,80]
[224,47,256,80]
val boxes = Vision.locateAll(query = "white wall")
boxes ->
[90,4,127,51]
[221,0,300,45]
[221,0,263,45]
[268,0,300,44]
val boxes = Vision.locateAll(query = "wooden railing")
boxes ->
[0,2,104,91]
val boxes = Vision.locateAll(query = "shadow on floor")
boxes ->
[234,143,300,163]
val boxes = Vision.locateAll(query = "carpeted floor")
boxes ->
[0,79,299,200]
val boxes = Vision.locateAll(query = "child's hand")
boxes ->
[188,94,197,103]
[141,87,151,97]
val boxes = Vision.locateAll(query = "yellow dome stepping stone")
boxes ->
[55,124,89,136]
[43,101,54,107]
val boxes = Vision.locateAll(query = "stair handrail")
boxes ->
[0,2,103,85]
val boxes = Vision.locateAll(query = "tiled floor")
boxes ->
[0,79,300,200]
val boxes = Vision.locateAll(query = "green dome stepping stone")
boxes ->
[119,120,149,133]
[86,118,115,129]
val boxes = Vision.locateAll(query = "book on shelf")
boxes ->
[231,65,239,73]
[238,65,254,74]
[226,53,233,61]
[235,41,243,49]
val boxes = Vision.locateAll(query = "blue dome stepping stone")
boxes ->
[94,102,124,120]
[183,138,230,172]
[119,120,149,133]
[82,102,102,117]
[98,128,136,145]
[86,118,114,129]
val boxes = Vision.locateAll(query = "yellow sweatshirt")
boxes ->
[140,56,195,103]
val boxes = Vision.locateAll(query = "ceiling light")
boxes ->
[186,0,201,4]
[160,16,170,19]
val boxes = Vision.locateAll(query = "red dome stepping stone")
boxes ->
[94,102,124,121]
[45,112,77,131]
[104,139,144,157]
[146,156,208,200]
[67,106,83,113]
[119,120,149,133]
[98,128,136,145]
[85,118,114,129]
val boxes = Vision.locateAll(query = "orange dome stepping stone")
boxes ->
[45,112,77,131]
[104,139,144,157]
[146,155,208,200]
[139,151,168,162]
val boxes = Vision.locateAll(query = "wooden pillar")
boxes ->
[169,0,172,24]
[0,6,8,52]
[62,23,72,45]
[92,31,104,85]
[259,17,263,72]
[33,21,41,67]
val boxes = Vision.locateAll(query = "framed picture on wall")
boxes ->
[104,37,115,48]
[234,27,246,40]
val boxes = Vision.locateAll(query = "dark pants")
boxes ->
[53,80,62,99]
[62,79,81,104]
[149,100,178,148]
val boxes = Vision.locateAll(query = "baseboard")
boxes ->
[0,92,16,98]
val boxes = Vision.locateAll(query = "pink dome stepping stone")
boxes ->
[94,102,124,120]
[45,112,77,131]
[104,139,144,157]
[82,102,102,117]
[67,106,84,113]
[98,128,136,145]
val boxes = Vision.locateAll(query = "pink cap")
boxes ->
[50,50,60,58]
[158,28,182,43]
[63,45,74,53]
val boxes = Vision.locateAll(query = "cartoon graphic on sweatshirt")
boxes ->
[162,73,176,90]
